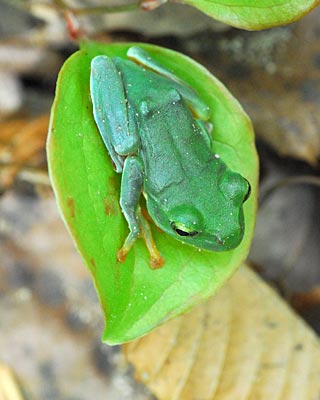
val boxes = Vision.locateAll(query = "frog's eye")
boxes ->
[170,222,199,237]
[220,172,251,204]
[243,179,251,203]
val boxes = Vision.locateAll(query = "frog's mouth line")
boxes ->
[174,226,244,252]
[194,214,245,252]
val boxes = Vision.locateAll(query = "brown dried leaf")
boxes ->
[124,265,320,400]
[0,114,49,190]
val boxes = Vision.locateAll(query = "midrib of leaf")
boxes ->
[177,288,232,399]
[209,273,261,400]
[126,316,184,380]
[113,247,198,333]
[150,305,206,400]
[278,317,313,400]
[200,0,288,8]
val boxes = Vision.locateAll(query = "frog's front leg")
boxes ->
[117,156,164,268]
[90,55,140,172]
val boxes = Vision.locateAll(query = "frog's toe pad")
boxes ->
[117,248,128,263]
[150,255,165,269]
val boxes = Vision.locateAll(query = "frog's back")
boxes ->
[114,57,214,195]
[142,101,214,190]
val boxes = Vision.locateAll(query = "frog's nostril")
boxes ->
[214,232,239,249]
[215,236,224,245]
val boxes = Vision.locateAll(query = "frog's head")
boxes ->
[147,170,250,252]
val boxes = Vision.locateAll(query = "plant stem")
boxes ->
[54,0,141,15]
[260,175,320,205]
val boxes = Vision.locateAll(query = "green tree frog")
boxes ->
[90,46,251,268]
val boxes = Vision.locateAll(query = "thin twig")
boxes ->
[54,0,142,15]
[259,175,320,205]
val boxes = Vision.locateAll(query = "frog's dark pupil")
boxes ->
[171,222,198,237]
[175,228,191,236]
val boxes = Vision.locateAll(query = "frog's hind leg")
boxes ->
[138,208,164,269]
[117,156,144,262]
[118,207,164,269]
[127,46,211,121]
[90,55,140,172]
[117,156,164,268]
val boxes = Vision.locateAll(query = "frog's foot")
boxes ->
[150,254,165,269]
[117,226,140,263]
[117,208,164,268]
[138,209,164,269]
[117,231,164,268]
[117,247,129,263]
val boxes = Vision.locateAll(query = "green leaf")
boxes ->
[47,41,258,344]
[177,0,319,30]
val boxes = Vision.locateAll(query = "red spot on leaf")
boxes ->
[108,176,120,192]
[67,197,75,218]
[90,258,96,271]
[103,197,118,216]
